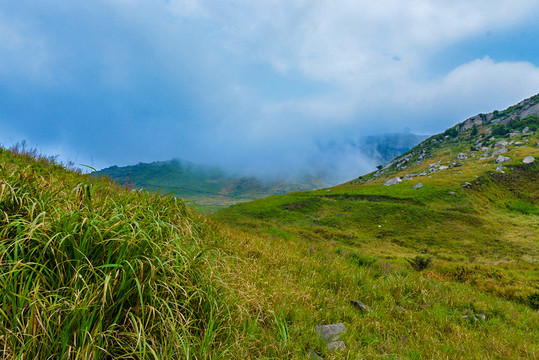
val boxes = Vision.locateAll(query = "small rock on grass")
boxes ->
[496,155,511,164]
[350,300,371,312]
[384,177,402,186]
[316,323,347,342]
[413,183,423,189]
[523,155,535,164]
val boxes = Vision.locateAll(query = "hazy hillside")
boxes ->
[95,159,328,211]
[94,132,426,211]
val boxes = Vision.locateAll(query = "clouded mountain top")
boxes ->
[94,132,429,210]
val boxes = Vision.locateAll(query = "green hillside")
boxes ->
[1,94,538,359]
[215,94,539,306]
[95,159,328,212]
[212,95,539,357]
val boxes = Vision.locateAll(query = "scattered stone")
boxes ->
[493,148,508,156]
[439,165,449,170]
[462,182,472,188]
[327,341,346,353]
[522,126,530,134]
[309,245,315,253]
[509,132,520,137]
[449,191,456,195]
[456,153,467,160]
[350,300,371,312]
[316,323,347,342]
[313,218,320,222]
[413,183,423,190]
[496,141,508,147]
[384,177,402,186]
[523,156,535,164]
[496,155,511,164]
[514,142,525,146]
[496,165,504,172]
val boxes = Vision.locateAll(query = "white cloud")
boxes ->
[1,0,539,175]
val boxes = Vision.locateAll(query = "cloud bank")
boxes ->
[1,0,539,179]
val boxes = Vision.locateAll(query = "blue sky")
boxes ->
[1,0,539,178]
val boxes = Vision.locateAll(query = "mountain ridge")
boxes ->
[351,93,539,185]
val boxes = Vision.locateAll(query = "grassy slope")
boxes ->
[0,148,303,359]
[213,102,539,358]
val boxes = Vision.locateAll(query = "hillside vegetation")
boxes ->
[0,146,295,358]
[1,94,538,359]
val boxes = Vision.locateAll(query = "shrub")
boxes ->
[406,256,432,271]
[527,292,539,310]
[491,124,508,137]
[444,128,458,138]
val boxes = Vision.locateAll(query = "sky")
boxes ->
[1,0,539,180]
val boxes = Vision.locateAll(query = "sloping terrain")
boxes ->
[212,95,539,357]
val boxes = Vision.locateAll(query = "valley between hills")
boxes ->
[0,95,538,358]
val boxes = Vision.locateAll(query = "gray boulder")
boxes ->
[493,148,508,156]
[496,155,511,164]
[316,323,347,342]
[523,156,535,164]
[384,177,402,186]
[496,165,504,172]
[413,183,423,190]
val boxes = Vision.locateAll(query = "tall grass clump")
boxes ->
[0,149,237,359]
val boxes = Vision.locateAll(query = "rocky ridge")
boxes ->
[353,93,539,184]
